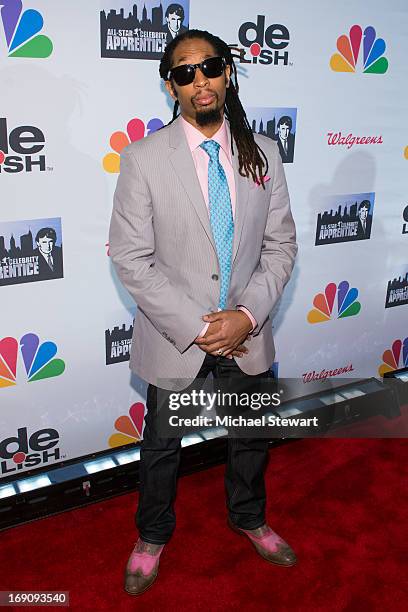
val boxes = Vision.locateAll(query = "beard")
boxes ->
[192,91,222,127]
[195,106,222,126]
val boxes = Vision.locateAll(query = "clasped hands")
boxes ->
[194,310,253,359]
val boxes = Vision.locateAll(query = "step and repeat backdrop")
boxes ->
[1,0,407,478]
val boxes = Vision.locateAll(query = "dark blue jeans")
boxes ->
[136,353,271,544]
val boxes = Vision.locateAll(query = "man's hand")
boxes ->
[194,310,253,357]
[196,340,249,359]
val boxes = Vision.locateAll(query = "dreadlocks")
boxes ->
[159,29,269,188]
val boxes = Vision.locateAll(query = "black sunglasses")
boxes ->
[168,56,226,86]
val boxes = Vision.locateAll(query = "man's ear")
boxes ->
[225,64,231,88]
[165,79,178,100]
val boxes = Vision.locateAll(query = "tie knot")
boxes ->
[200,139,220,161]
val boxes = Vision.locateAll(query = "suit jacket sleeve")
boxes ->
[109,147,208,354]
[237,141,297,335]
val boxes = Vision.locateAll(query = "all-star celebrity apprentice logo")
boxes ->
[100,1,190,60]
[0,218,63,286]
[315,193,375,246]
[105,322,133,365]
[247,107,297,164]
[385,270,408,308]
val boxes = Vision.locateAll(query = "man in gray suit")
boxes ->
[109,29,298,595]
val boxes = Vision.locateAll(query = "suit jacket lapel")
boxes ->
[168,117,216,254]
[230,130,250,263]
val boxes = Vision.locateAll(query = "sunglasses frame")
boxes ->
[167,56,227,86]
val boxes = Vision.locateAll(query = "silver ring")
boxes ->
[216,349,223,356]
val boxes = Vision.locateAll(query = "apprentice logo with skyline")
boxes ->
[315,193,374,246]
[385,271,408,309]
[100,1,190,60]
[0,218,63,286]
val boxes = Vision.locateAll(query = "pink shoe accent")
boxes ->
[128,546,164,576]
[242,527,285,553]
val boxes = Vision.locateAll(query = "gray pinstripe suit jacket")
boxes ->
[109,116,297,390]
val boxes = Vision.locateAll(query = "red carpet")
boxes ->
[0,438,407,611]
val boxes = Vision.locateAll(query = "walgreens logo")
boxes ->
[302,364,354,384]
[327,131,383,150]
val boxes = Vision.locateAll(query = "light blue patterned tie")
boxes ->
[200,140,234,310]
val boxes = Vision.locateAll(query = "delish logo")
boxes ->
[0,426,61,475]
[103,116,164,173]
[0,0,53,57]
[330,25,388,73]
[307,281,361,324]
[0,117,47,173]
[231,15,290,66]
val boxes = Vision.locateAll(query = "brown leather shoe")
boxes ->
[228,517,297,566]
[124,538,164,595]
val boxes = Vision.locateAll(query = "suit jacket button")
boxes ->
[211,274,219,281]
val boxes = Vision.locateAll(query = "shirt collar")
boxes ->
[181,115,232,163]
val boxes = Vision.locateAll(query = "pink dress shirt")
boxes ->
[180,116,257,338]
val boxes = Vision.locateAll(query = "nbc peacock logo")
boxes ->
[307,281,361,324]
[103,117,164,173]
[108,402,145,447]
[378,338,408,377]
[0,333,65,389]
[0,0,53,58]
[330,25,388,74]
